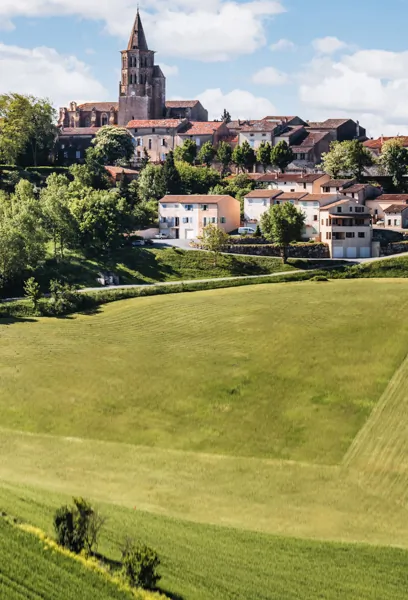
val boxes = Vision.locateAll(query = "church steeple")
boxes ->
[127,9,149,51]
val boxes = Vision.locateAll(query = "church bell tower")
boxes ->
[118,9,166,125]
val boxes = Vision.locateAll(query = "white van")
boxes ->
[238,227,256,235]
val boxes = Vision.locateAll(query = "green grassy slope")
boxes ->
[2,280,408,463]
[0,518,134,600]
[1,484,408,600]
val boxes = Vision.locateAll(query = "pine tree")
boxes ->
[163,151,182,195]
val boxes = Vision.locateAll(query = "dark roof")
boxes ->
[343,184,370,193]
[384,204,408,214]
[166,100,200,108]
[308,119,352,130]
[291,131,330,151]
[276,192,308,200]
[77,102,118,112]
[59,127,100,136]
[322,179,355,188]
[263,115,297,121]
[127,9,148,51]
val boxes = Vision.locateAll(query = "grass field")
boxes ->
[3,279,408,598]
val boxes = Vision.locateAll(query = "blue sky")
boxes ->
[1,0,407,136]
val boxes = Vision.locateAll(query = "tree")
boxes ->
[200,223,229,265]
[137,164,166,203]
[379,138,408,191]
[320,141,350,178]
[233,141,256,173]
[221,109,232,124]
[232,145,245,173]
[321,140,374,181]
[92,126,135,166]
[261,202,305,263]
[270,141,294,173]
[174,139,197,165]
[162,151,182,194]
[197,141,216,167]
[24,277,42,312]
[176,162,221,195]
[345,140,374,181]
[217,141,233,176]
[0,94,57,166]
[120,539,161,590]
[40,174,77,259]
[0,220,26,287]
[139,147,150,171]
[54,498,103,556]
[257,141,272,172]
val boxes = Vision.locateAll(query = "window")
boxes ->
[137,138,143,146]
[220,217,226,223]
[211,217,217,224]
[346,232,355,238]
[61,144,65,150]
[101,113,108,126]
[161,217,167,223]
[64,151,68,159]
[148,139,152,150]
[337,207,342,213]
[358,232,365,238]
[374,209,378,215]
[349,206,353,212]
[152,128,156,133]
[395,219,399,226]
[355,206,364,213]
[323,187,330,193]
[321,219,324,225]
[183,217,189,224]
[161,139,166,146]
[134,128,138,133]
[298,153,305,160]
[76,150,81,159]
[313,215,318,221]
[201,205,208,211]
[303,183,307,189]
[250,134,254,137]
[388,219,392,226]
[263,200,267,206]
[262,134,266,137]
[291,188,295,192]
[351,193,355,198]
[185,205,193,211]
[326,232,332,240]
[326,219,329,226]
[196,137,201,147]
[314,202,319,208]
[161,153,166,161]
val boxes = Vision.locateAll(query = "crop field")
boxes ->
[2,279,408,598]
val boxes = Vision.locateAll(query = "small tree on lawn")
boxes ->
[54,498,103,556]
[198,141,216,167]
[270,141,294,173]
[261,202,305,263]
[257,141,272,172]
[24,277,41,312]
[201,223,229,265]
[121,538,161,590]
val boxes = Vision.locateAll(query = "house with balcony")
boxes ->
[159,195,240,240]
[297,194,341,240]
[320,198,373,258]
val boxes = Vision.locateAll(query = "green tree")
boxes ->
[40,174,77,259]
[24,277,42,312]
[139,147,150,171]
[92,126,135,166]
[321,140,374,181]
[320,141,350,178]
[163,151,182,195]
[200,223,229,265]
[344,140,374,181]
[233,141,256,173]
[217,141,233,176]
[379,138,408,191]
[9,180,47,267]
[221,109,232,124]
[197,141,216,167]
[176,162,221,195]
[0,94,57,166]
[261,202,305,263]
[232,144,245,173]
[54,498,103,556]
[174,139,197,165]
[0,219,26,287]
[257,141,272,172]
[121,539,161,590]
[137,164,166,203]
[270,141,294,173]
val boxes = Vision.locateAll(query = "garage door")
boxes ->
[360,247,371,258]
[333,247,344,258]
[185,229,195,240]
[346,247,357,259]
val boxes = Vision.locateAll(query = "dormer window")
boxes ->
[337,207,342,213]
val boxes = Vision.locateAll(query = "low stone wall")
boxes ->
[225,243,330,259]
[383,242,408,255]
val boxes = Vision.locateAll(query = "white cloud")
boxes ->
[252,66,289,85]
[160,63,179,77]
[0,43,107,107]
[0,0,286,62]
[197,88,277,120]
[270,38,295,51]
[312,36,348,55]
[299,48,408,137]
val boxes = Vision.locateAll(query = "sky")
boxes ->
[1,0,408,137]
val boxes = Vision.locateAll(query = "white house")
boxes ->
[244,190,283,227]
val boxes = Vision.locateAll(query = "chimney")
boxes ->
[356,120,360,138]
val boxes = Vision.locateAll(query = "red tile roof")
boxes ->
[291,131,330,151]
[364,137,408,150]
[245,190,283,198]
[375,194,408,203]
[320,197,355,210]
[179,121,225,136]
[321,179,355,188]
[105,166,139,176]
[276,192,308,200]
[239,121,276,132]
[300,194,339,202]
[343,184,370,193]
[59,127,100,136]
[160,195,236,204]
[166,100,200,108]
[127,119,184,128]
[384,204,408,214]
[256,173,327,183]
[77,102,118,112]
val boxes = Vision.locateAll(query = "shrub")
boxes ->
[53,498,103,555]
[24,277,42,313]
[120,539,161,590]
[311,275,329,282]
[254,225,262,238]
[49,280,82,315]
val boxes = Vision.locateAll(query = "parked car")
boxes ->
[238,227,256,235]
[132,240,145,247]
[155,233,169,239]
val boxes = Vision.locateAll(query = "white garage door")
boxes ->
[346,247,357,258]
[333,247,344,258]
[185,229,195,240]
[360,247,371,258]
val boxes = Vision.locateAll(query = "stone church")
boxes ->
[58,10,208,132]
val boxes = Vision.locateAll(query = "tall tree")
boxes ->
[321,140,374,181]
[257,141,272,172]
[162,151,182,195]
[320,141,350,178]
[174,139,197,165]
[197,141,216,167]
[40,174,77,259]
[221,109,232,124]
[345,140,374,181]
[270,141,294,173]
[92,126,135,166]
[0,94,57,166]
[138,164,166,202]
[379,138,408,191]
[261,202,305,263]
[217,141,232,176]
[233,142,256,173]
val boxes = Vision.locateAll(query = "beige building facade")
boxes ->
[159,195,240,240]
[320,198,373,258]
